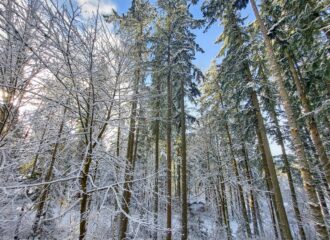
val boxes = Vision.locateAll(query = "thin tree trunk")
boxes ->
[116,81,121,157]
[268,190,280,239]
[278,135,306,240]
[241,143,259,236]
[219,168,232,240]
[175,153,181,200]
[166,16,173,240]
[215,135,232,239]
[235,106,260,236]
[132,117,140,171]
[316,180,330,222]
[153,78,160,240]
[250,1,329,238]
[118,70,140,240]
[116,127,121,157]
[278,134,306,239]
[205,133,212,204]
[214,176,223,226]
[31,120,49,176]
[118,102,138,240]
[87,160,99,213]
[254,198,265,235]
[118,10,143,238]
[180,77,188,240]
[0,94,13,138]
[215,184,223,220]
[32,106,67,236]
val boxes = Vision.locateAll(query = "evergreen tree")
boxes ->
[202,1,292,238]
[248,0,329,238]
[152,1,202,238]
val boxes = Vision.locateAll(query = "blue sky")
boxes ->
[86,0,256,72]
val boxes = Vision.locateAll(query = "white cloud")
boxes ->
[77,0,116,18]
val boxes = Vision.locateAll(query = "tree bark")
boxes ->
[255,125,280,239]
[247,68,292,239]
[153,76,161,240]
[116,84,121,157]
[166,14,173,240]
[259,64,306,240]
[218,166,232,240]
[118,63,140,240]
[286,50,330,185]
[79,146,93,240]
[180,77,188,240]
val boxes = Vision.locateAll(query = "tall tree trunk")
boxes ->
[278,134,306,240]
[118,10,143,238]
[247,69,292,239]
[218,166,232,240]
[153,77,160,240]
[205,132,212,204]
[268,190,280,239]
[286,50,330,185]
[214,180,223,224]
[118,100,138,240]
[254,198,265,235]
[250,1,329,238]
[166,17,173,240]
[180,78,188,240]
[175,152,181,200]
[255,126,280,239]
[259,64,306,240]
[215,135,232,239]
[277,130,306,240]
[118,69,140,240]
